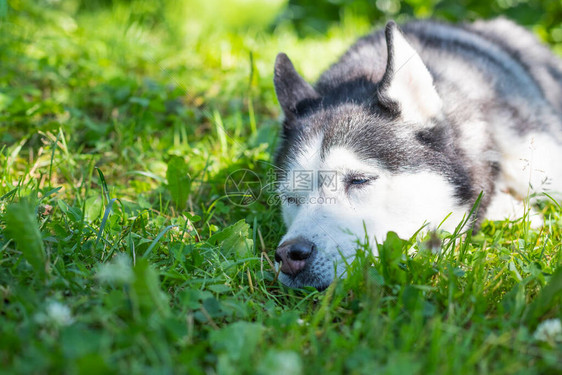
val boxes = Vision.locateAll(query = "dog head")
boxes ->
[272,22,474,290]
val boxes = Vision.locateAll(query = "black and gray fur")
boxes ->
[273,18,562,290]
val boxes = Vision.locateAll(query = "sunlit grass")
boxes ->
[0,0,561,373]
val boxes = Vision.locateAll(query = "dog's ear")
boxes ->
[378,21,442,124]
[274,53,319,120]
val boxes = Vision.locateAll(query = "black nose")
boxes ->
[274,238,316,276]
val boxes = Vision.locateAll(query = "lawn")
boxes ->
[0,0,561,374]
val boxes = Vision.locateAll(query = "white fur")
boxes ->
[386,29,443,124]
[274,19,562,289]
[494,131,562,200]
[483,130,562,227]
[277,129,562,287]
[485,188,543,227]
[278,147,469,277]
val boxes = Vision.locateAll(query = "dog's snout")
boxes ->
[275,238,316,276]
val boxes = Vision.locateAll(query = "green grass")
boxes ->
[1,1,561,374]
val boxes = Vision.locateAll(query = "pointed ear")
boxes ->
[274,53,319,120]
[378,21,442,124]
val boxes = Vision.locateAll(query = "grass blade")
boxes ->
[166,156,190,210]
[142,225,177,258]
[523,266,562,326]
[48,129,61,186]
[94,197,119,251]
[96,167,111,204]
[4,198,48,280]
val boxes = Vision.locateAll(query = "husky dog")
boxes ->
[272,18,562,290]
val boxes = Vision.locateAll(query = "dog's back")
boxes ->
[318,19,562,119]
[469,18,562,111]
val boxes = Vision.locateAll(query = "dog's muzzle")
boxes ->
[274,237,316,276]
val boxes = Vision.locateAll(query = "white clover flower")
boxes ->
[35,301,74,327]
[96,253,134,285]
[47,301,74,326]
[296,319,309,326]
[533,318,562,343]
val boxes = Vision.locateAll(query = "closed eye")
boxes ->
[345,174,377,190]
[350,178,370,185]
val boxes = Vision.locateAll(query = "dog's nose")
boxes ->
[274,238,316,276]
